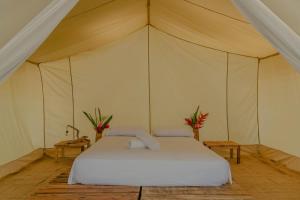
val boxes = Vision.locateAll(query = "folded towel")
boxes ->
[136,133,160,150]
[128,139,146,149]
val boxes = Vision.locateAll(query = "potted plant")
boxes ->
[185,106,208,141]
[83,108,112,141]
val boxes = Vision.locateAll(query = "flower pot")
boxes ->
[95,131,103,142]
[193,128,200,141]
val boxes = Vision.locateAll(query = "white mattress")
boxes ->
[68,136,232,186]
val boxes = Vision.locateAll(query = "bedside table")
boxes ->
[203,140,241,164]
[54,137,90,160]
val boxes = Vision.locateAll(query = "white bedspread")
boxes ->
[68,136,232,186]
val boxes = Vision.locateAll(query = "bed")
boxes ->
[68,136,232,186]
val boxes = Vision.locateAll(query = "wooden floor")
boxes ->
[0,147,300,200]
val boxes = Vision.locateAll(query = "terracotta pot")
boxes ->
[193,128,200,141]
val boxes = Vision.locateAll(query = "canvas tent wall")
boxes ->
[0,0,300,166]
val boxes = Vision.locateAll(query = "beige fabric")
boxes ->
[71,27,149,140]
[0,149,43,179]
[0,0,51,48]
[40,59,74,147]
[227,54,259,144]
[0,62,43,164]
[149,27,228,140]
[1,0,300,164]
[30,0,147,63]
[150,0,275,58]
[259,55,300,157]
[8,63,43,148]
[27,0,276,63]
[27,27,262,148]
[186,0,247,22]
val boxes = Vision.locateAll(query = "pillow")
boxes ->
[153,129,193,137]
[105,128,146,137]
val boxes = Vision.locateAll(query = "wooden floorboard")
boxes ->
[30,185,139,200]
[29,172,140,200]
[141,184,253,200]
[0,146,300,200]
[30,170,251,200]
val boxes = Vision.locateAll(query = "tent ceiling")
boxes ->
[0,0,52,48]
[28,0,276,63]
[181,0,248,23]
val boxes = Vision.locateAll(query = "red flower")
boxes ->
[96,122,103,133]
[185,109,208,130]
[194,123,201,129]
[185,118,192,126]
[105,124,110,128]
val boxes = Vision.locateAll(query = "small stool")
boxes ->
[203,140,241,164]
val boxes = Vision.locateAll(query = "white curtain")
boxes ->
[0,0,78,84]
[232,0,300,71]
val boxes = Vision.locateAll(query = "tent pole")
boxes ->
[147,25,152,134]
[37,64,46,154]
[257,58,261,144]
[147,0,151,134]
[147,0,150,25]
[226,52,230,141]
[68,57,75,137]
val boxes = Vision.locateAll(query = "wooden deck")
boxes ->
[0,146,300,200]
[30,185,140,200]
[141,185,252,200]
[29,170,252,200]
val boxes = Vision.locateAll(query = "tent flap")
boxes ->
[0,0,78,83]
[232,0,300,71]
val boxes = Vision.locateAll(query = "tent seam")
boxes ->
[150,25,259,59]
[64,0,115,20]
[183,0,249,24]
[37,64,46,152]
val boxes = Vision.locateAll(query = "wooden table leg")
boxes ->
[55,147,59,161]
[61,147,65,159]
[230,148,233,159]
[237,146,241,164]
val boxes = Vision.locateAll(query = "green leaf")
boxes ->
[90,113,98,127]
[94,108,98,125]
[192,106,200,125]
[83,111,97,128]
[102,115,113,129]
[98,108,102,122]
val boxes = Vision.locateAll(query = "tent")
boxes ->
[1,0,300,169]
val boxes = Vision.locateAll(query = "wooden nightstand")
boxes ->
[54,137,90,160]
[203,141,241,164]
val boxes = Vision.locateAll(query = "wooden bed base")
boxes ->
[29,171,253,200]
